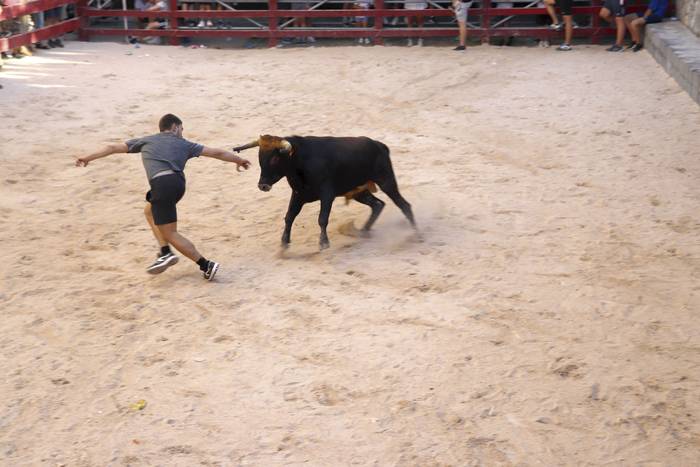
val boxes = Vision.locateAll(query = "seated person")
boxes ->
[599,0,626,52]
[623,0,668,51]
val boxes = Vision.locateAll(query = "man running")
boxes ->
[75,114,251,281]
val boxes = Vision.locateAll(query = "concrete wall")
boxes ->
[676,0,700,36]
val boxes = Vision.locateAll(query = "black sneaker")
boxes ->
[632,43,643,52]
[146,252,179,274]
[203,261,219,281]
[453,45,466,51]
[606,44,624,52]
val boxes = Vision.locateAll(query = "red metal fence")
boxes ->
[2,0,657,52]
[0,0,79,52]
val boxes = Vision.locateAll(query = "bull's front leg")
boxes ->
[318,187,335,250]
[282,192,304,249]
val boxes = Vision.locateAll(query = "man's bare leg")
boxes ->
[144,203,168,248]
[615,16,626,46]
[563,14,573,44]
[628,17,644,44]
[545,0,559,26]
[156,222,203,262]
[157,221,219,280]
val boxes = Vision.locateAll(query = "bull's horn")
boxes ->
[280,140,292,154]
[232,139,260,152]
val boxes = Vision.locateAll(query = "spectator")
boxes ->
[451,0,472,51]
[387,0,402,26]
[599,0,626,52]
[130,0,167,44]
[623,0,668,51]
[134,0,151,28]
[544,0,573,50]
[197,2,214,29]
[291,1,315,43]
[44,5,66,47]
[353,0,372,45]
[31,11,50,49]
[405,0,427,47]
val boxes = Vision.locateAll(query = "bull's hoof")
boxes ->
[319,240,330,250]
[281,242,290,250]
[359,229,371,239]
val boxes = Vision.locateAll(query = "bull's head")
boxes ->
[233,135,293,192]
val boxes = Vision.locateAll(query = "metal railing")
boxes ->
[2,0,656,50]
[1,0,79,52]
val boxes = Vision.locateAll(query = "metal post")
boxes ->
[121,0,128,43]
[269,0,278,47]
[169,0,178,46]
[374,0,384,45]
[77,0,90,41]
[480,0,490,43]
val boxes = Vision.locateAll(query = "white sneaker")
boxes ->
[203,261,219,281]
[206,20,214,27]
[146,252,179,275]
[197,20,205,28]
[417,38,424,47]
[407,38,413,47]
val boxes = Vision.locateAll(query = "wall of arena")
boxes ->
[677,0,700,35]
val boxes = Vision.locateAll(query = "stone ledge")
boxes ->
[645,20,700,105]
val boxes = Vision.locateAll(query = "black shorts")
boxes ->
[557,0,573,16]
[603,0,625,17]
[145,173,186,225]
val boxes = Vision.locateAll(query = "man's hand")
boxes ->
[236,158,251,172]
[74,143,127,168]
[201,147,253,171]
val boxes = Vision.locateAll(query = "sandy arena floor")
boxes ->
[1,41,699,466]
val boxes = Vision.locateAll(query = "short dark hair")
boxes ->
[159,114,182,132]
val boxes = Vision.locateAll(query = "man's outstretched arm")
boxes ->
[200,147,251,171]
[75,143,129,167]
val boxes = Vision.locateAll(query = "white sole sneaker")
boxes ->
[147,254,179,275]
[203,261,219,281]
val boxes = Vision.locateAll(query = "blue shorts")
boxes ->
[639,13,663,23]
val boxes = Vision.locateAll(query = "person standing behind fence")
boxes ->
[451,0,471,51]
[44,5,66,47]
[623,0,667,52]
[599,0,626,52]
[353,0,373,44]
[405,0,427,47]
[544,0,573,51]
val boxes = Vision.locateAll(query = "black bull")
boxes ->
[233,135,416,250]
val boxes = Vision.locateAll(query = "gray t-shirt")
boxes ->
[126,132,204,180]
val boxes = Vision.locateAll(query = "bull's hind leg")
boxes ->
[377,179,416,228]
[353,190,385,235]
[318,188,335,250]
